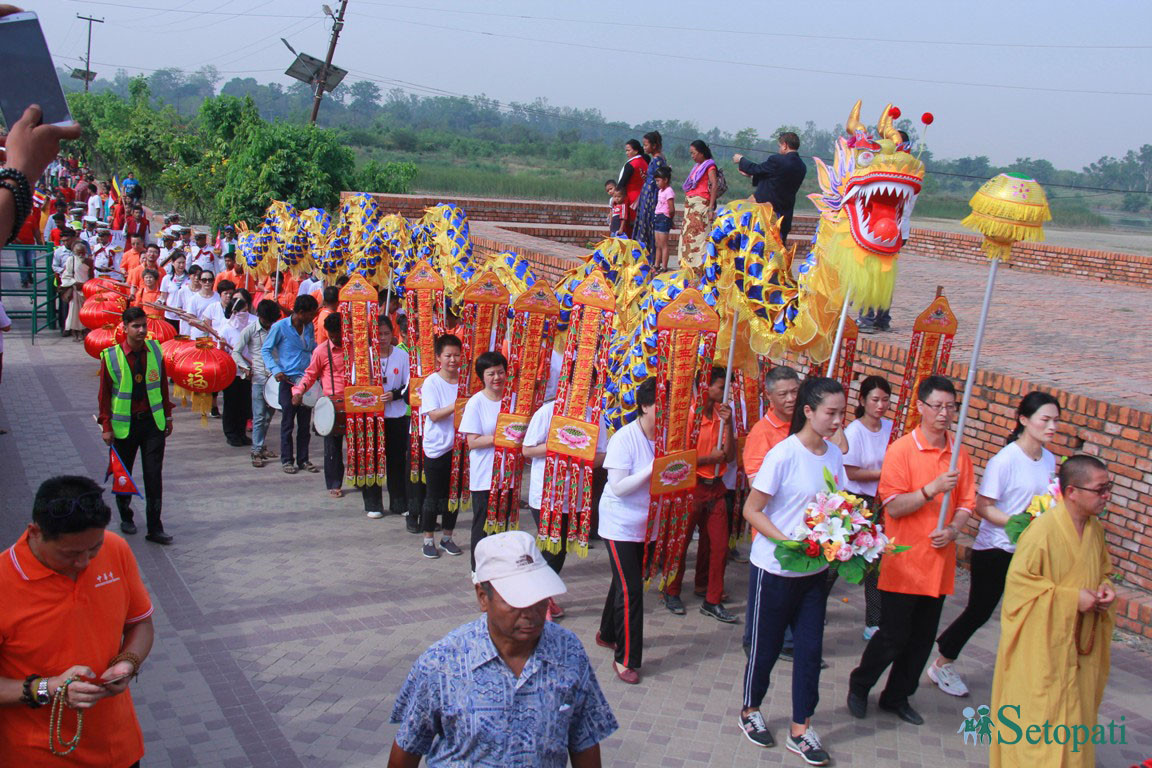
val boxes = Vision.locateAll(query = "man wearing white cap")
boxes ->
[80,215,100,250]
[389,531,618,768]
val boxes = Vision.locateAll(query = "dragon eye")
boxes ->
[857,150,874,167]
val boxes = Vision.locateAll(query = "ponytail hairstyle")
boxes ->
[1009,391,1061,443]
[855,374,892,418]
[789,377,844,435]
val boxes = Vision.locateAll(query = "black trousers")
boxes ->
[420,452,456,534]
[221,376,251,443]
[849,590,946,706]
[384,415,409,514]
[114,414,167,533]
[936,547,1013,660]
[323,433,344,490]
[530,508,569,574]
[743,567,828,722]
[470,490,490,571]
[599,539,653,670]
[277,380,311,467]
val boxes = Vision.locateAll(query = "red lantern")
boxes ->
[82,278,128,300]
[921,112,934,125]
[172,340,237,420]
[888,106,901,119]
[84,324,119,359]
[79,296,127,330]
[161,335,196,371]
[116,316,176,345]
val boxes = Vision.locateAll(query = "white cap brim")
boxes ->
[488,564,567,609]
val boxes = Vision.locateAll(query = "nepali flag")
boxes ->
[105,446,141,496]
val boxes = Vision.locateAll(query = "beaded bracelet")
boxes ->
[108,651,142,678]
[0,168,32,246]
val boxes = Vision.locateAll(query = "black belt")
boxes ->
[698,476,723,486]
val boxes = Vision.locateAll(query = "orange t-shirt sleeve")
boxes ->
[877,439,912,506]
[743,421,768,479]
[110,537,153,624]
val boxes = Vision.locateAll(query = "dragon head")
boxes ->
[810,100,924,257]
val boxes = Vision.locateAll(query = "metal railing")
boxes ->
[0,244,59,343]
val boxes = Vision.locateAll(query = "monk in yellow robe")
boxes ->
[990,455,1116,768]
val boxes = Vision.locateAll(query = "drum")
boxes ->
[312,396,346,436]
[263,378,321,410]
[263,377,283,410]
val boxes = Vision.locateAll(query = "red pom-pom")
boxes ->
[921,112,935,125]
[889,106,901,119]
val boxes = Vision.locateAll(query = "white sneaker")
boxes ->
[366,511,384,519]
[928,661,970,697]
[862,625,879,641]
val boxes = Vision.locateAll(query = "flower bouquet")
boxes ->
[1005,477,1061,545]
[773,468,909,584]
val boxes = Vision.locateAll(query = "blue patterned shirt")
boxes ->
[391,616,618,767]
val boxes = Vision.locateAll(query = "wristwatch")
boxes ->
[35,678,50,707]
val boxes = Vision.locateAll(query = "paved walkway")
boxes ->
[1,332,1150,767]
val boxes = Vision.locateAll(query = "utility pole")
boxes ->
[76,14,105,92]
[309,0,348,124]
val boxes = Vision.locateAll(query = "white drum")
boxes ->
[263,378,321,410]
[313,396,336,436]
[264,377,283,410]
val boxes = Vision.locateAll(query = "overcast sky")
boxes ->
[39,0,1152,169]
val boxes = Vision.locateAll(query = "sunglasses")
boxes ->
[43,490,106,519]
[1066,482,1112,497]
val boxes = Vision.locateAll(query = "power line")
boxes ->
[63,0,314,18]
[351,1,1152,51]
[349,13,1152,99]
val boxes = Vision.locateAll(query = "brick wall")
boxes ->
[354,193,1152,289]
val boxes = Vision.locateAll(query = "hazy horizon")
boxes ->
[39,0,1152,170]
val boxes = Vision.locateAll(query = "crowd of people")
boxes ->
[0,104,1121,768]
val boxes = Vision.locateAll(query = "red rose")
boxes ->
[805,540,820,557]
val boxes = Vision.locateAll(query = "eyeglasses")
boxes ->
[1067,482,1112,497]
[43,490,106,519]
[919,400,958,414]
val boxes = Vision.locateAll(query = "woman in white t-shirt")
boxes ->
[930,391,1060,697]
[459,350,508,571]
[418,334,464,560]
[739,377,845,765]
[159,252,188,332]
[842,375,894,641]
[523,398,609,619]
[596,378,658,686]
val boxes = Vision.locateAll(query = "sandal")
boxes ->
[252,454,266,468]
[260,447,277,459]
[300,462,320,473]
[282,464,298,474]
[328,489,343,498]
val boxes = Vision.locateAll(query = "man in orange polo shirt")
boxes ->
[661,366,736,622]
[126,244,160,299]
[214,252,257,295]
[848,375,974,727]
[741,365,800,479]
[314,285,340,344]
[119,234,144,279]
[0,475,154,767]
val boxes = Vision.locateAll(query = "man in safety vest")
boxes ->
[98,306,175,544]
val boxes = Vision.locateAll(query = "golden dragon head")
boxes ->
[810,100,924,259]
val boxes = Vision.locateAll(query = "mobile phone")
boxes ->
[0,12,74,128]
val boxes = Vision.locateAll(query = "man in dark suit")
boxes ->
[733,131,807,244]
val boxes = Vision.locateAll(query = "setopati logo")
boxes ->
[957,704,1127,753]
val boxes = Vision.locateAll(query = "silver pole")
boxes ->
[825,287,853,376]
[937,257,1000,528]
[717,311,738,449]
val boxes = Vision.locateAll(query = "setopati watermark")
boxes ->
[957,704,1127,753]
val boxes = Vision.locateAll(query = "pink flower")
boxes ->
[836,546,854,562]
[855,532,875,549]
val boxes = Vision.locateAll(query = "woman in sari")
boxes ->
[616,139,649,223]
[632,131,667,251]
[678,140,719,269]
[59,239,92,341]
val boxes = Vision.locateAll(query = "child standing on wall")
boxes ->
[605,180,617,232]
[610,187,631,238]
[654,166,675,270]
